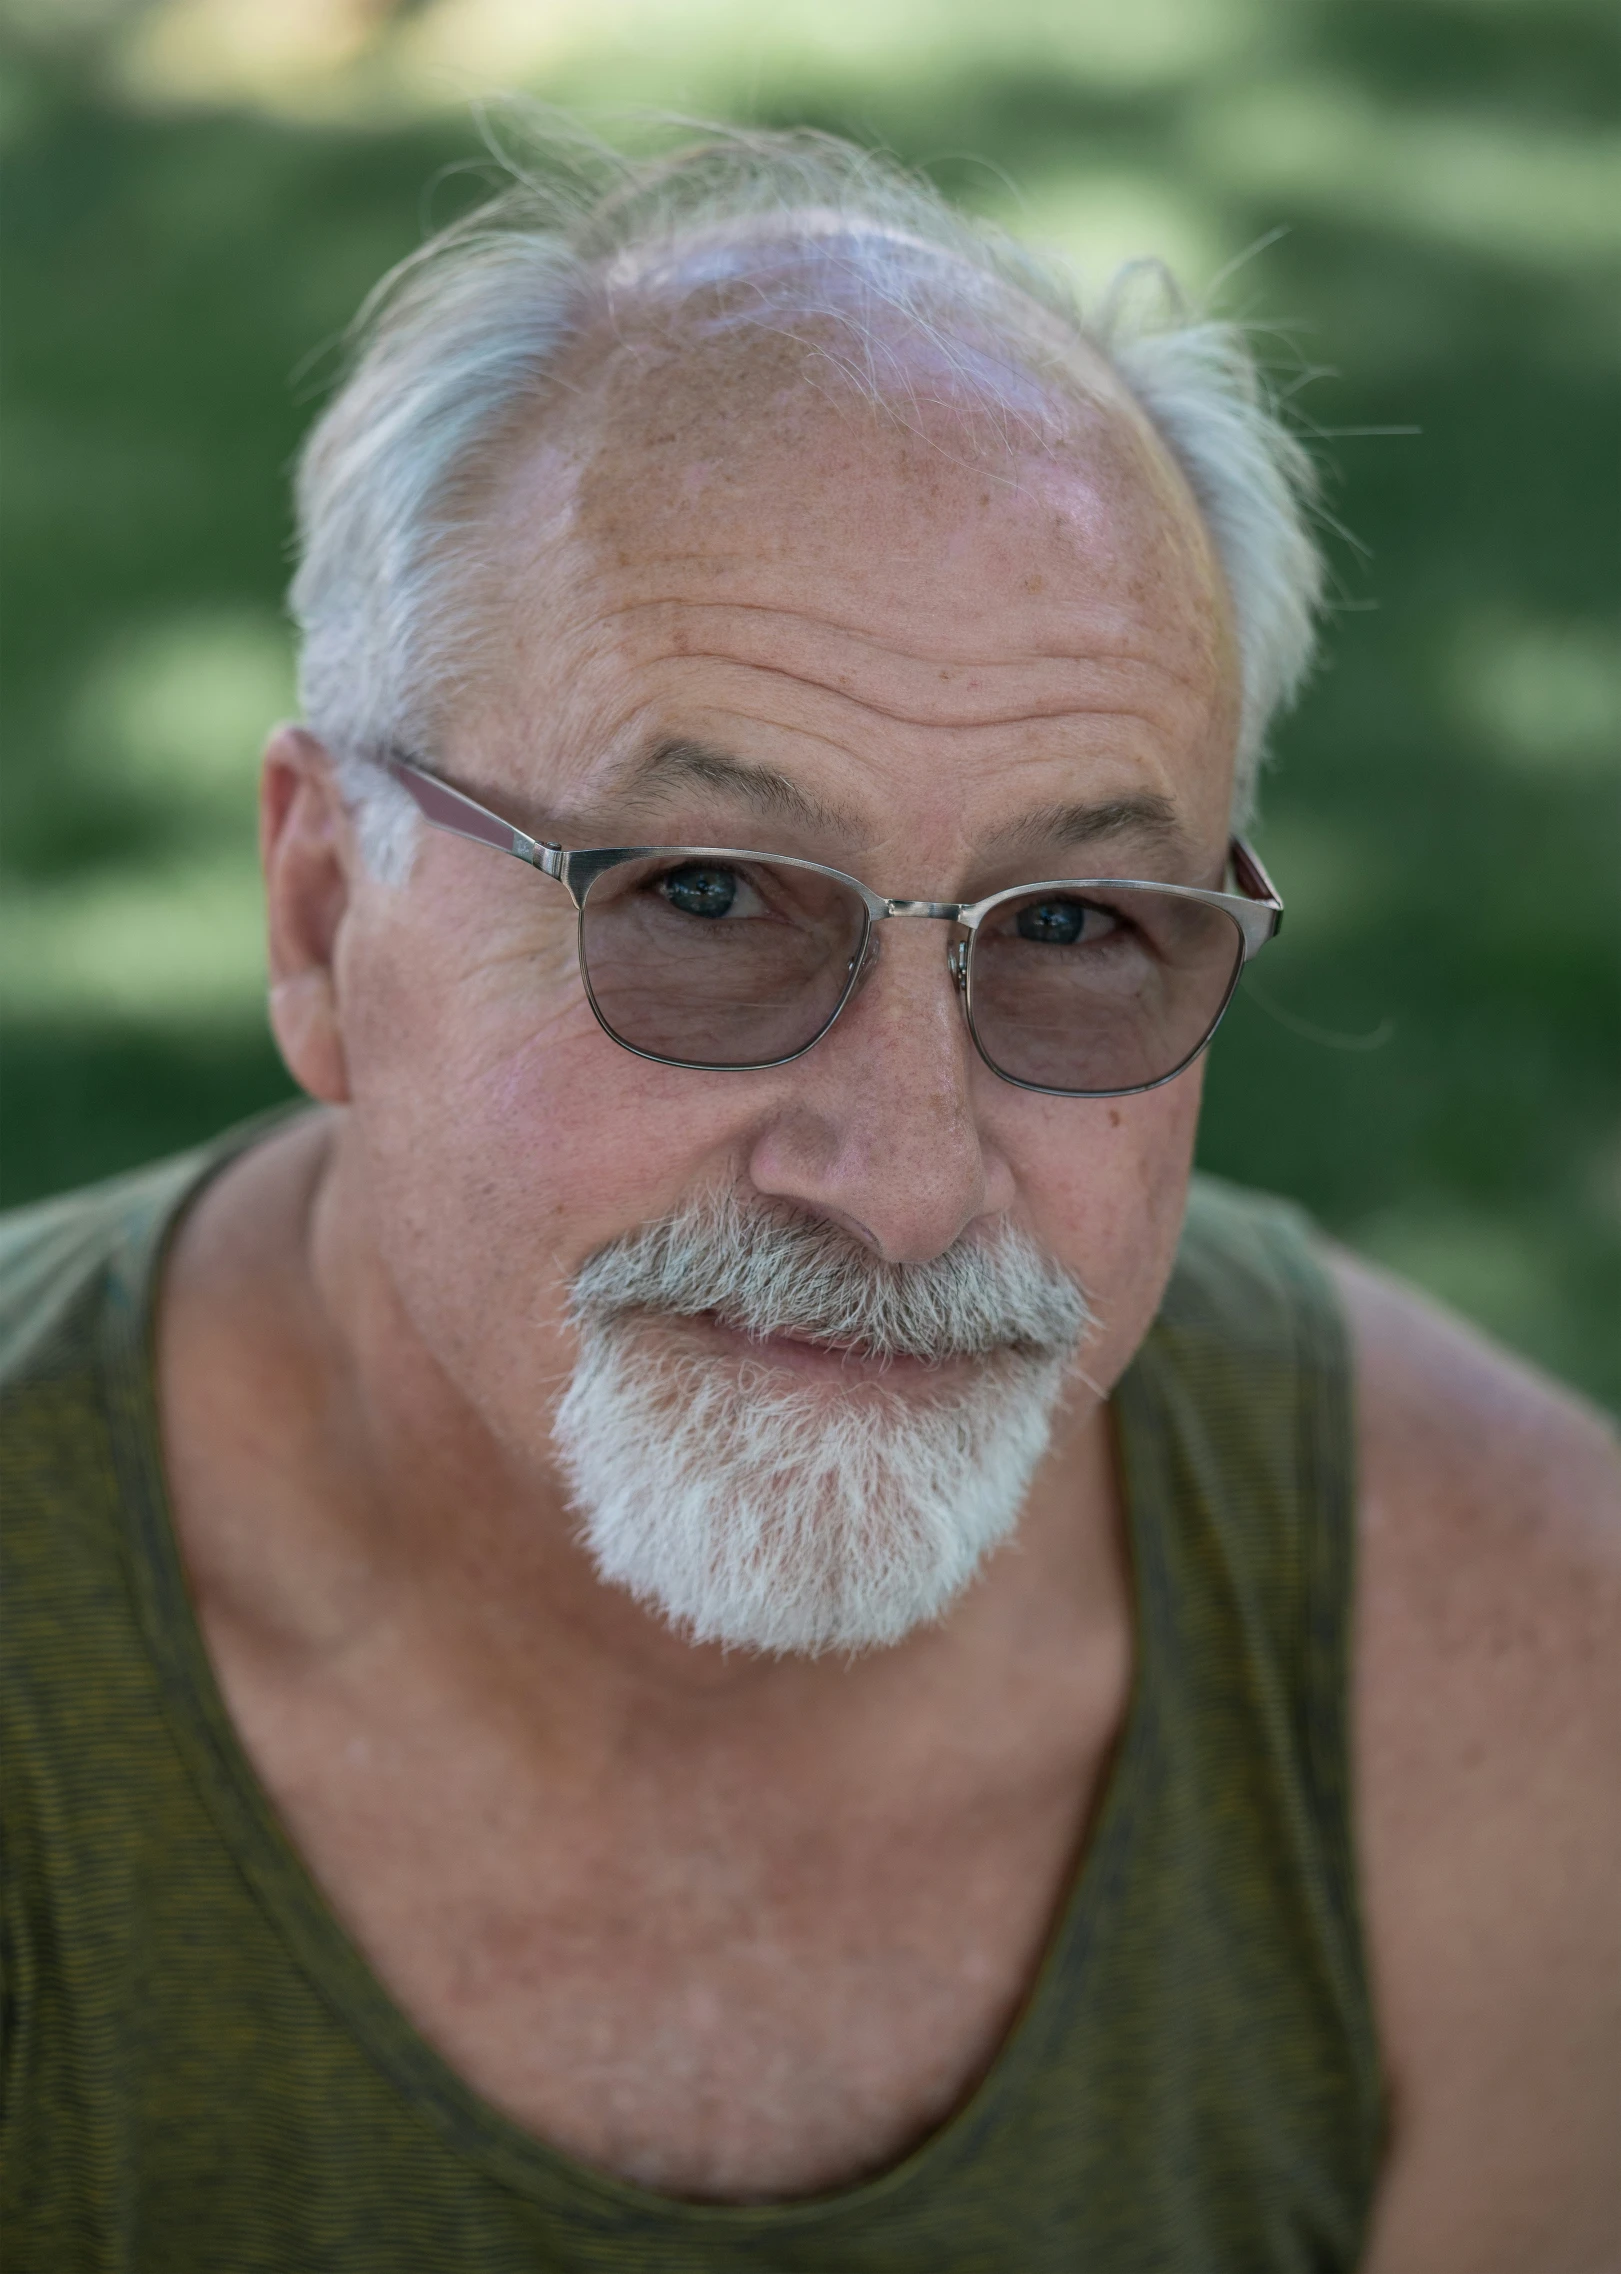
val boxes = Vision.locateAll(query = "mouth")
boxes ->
[663,1309,982,1384]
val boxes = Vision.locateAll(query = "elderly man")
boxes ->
[4,129,1616,2273]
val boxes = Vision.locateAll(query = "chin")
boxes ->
[551,1313,1070,1657]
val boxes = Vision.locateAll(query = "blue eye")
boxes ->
[661,864,738,918]
[1016,898,1087,945]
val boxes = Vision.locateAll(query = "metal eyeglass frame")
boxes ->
[383,752,1284,1098]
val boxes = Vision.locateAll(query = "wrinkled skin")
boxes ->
[212,320,1241,2195]
[159,306,1620,2255]
[304,323,1239,1472]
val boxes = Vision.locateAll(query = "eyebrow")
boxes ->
[611,739,864,836]
[983,793,1187,859]
[606,737,1189,862]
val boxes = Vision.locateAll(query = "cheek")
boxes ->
[1010,1065,1204,1383]
[334,898,753,1415]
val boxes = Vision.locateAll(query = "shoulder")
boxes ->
[1330,1251,1621,2273]
[0,1155,215,1634]
[0,1165,168,1389]
[1337,1245,1618,1531]
[0,1111,310,1394]
[1340,1253,1619,1721]
[0,1150,214,1391]
[1339,1252,1619,1748]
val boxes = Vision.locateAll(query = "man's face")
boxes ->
[322,320,1240,1499]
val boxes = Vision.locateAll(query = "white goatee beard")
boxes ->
[551,1194,1094,1658]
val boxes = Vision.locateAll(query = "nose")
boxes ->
[745,918,1014,1264]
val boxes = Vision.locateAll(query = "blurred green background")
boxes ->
[2,0,1617,1404]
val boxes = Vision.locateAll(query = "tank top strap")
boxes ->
[1110,1171,1376,2107]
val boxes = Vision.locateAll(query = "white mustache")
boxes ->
[568,1191,1093,1365]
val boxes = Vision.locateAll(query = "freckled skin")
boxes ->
[180,321,1242,2198]
[160,302,1620,2238]
[336,323,1240,1462]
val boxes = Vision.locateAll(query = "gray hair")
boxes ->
[289,122,1323,878]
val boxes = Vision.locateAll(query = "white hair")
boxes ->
[553,1189,1093,1655]
[289,122,1324,877]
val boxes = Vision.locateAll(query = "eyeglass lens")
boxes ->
[578,856,1245,1093]
[966,884,1245,1093]
[580,855,867,1070]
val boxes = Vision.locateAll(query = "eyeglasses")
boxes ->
[383,754,1282,1098]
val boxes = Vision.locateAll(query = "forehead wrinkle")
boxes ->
[612,649,1193,736]
[594,590,1210,685]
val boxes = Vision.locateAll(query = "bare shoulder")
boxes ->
[1339,1252,1620,1718]
[1328,1252,1621,2274]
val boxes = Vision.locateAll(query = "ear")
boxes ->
[261,725,357,1105]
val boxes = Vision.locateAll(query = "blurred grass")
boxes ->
[1,0,1617,1405]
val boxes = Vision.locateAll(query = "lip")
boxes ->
[673,1310,973,1384]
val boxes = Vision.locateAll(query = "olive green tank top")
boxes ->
[1,1125,1384,2273]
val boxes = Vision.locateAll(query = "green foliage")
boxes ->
[2,0,1616,1403]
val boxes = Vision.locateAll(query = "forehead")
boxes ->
[453,309,1238,850]
[564,310,1214,599]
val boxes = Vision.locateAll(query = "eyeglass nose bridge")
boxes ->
[862,898,974,1001]
[844,898,972,1010]
[859,895,973,996]
[881,897,969,921]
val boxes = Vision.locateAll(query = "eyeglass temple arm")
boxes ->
[1230,835,1284,945]
[383,754,566,880]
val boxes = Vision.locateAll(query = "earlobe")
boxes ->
[261,725,354,1106]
